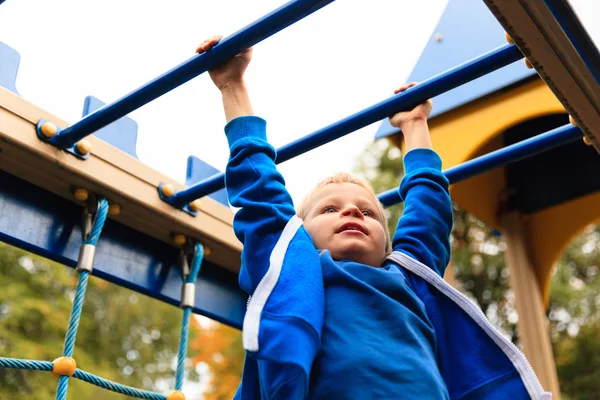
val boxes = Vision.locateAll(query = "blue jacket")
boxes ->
[224,116,551,399]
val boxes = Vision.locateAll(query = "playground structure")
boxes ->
[376,1,600,396]
[0,0,599,399]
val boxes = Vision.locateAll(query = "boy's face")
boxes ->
[302,183,387,267]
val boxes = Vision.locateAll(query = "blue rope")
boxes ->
[0,204,204,399]
[57,198,109,400]
[0,358,166,399]
[62,270,90,358]
[85,199,109,246]
[175,307,192,390]
[0,357,53,371]
[56,376,69,400]
[175,243,204,390]
[186,243,204,284]
[73,369,167,400]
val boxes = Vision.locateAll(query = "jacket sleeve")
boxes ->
[224,116,323,399]
[225,116,298,295]
[391,148,453,277]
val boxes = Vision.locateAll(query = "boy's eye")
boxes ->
[362,209,376,218]
[322,206,337,214]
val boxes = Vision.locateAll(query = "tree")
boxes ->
[549,225,600,400]
[354,139,600,399]
[190,319,244,399]
[0,242,198,399]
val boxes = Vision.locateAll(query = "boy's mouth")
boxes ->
[336,222,368,235]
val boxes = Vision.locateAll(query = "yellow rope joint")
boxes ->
[52,356,77,378]
[167,390,186,400]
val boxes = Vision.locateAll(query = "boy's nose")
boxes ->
[342,206,363,219]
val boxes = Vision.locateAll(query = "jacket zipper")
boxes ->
[387,252,548,398]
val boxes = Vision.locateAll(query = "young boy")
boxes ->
[197,36,551,399]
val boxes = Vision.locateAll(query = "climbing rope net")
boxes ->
[0,198,203,400]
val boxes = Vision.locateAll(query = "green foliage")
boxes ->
[549,225,600,399]
[0,242,199,399]
[355,139,600,399]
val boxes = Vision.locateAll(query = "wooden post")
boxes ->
[501,211,561,398]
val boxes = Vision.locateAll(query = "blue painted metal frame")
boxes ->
[36,119,90,160]
[0,170,246,329]
[170,43,524,206]
[377,124,583,207]
[543,0,600,86]
[157,183,198,217]
[375,0,536,140]
[45,0,334,149]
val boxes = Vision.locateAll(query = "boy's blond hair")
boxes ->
[297,172,392,255]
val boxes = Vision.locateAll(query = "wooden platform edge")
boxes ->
[484,0,600,152]
[0,87,242,273]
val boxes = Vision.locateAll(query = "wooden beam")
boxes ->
[0,87,242,274]
[501,211,560,398]
[484,0,600,151]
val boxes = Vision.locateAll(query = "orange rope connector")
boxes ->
[167,390,185,400]
[52,356,77,379]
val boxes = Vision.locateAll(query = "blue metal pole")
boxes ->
[172,43,524,206]
[377,124,583,207]
[50,0,334,148]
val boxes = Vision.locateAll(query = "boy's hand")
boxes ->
[196,35,253,90]
[388,82,433,130]
[389,82,433,151]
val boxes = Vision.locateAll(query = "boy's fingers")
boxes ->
[394,81,418,94]
[195,35,224,53]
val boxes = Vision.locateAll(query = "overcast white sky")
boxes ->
[0,0,598,207]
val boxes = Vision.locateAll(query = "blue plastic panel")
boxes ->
[0,41,20,94]
[185,156,229,207]
[0,170,246,329]
[83,96,139,158]
[375,0,535,140]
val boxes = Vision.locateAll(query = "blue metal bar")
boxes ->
[377,124,583,207]
[50,0,334,148]
[543,0,600,86]
[172,43,525,206]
